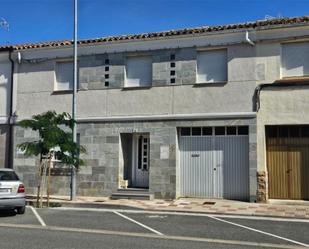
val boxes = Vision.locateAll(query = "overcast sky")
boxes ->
[0,0,308,45]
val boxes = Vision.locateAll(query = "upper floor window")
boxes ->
[55,61,73,91]
[125,56,152,87]
[281,42,309,78]
[196,49,227,83]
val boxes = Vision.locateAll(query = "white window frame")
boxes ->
[196,48,228,84]
[125,55,153,88]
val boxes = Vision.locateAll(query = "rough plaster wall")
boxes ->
[257,86,309,172]
[172,82,256,114]
[228,45,256,82]
[16,44,257,120]
[0,125,9,168]
[16,82,256,120]
[0,60,11,118]
[259,86,309,124]
[17,92,72,119]
[17,61,72,118]
[228,43,281,85]
[255,43,281,84]
[17,61,54,93]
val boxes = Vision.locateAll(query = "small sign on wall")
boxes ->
[160,145,169,159]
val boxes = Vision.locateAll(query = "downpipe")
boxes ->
[246,31,255,46]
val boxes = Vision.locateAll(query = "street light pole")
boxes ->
[70,0,78,201]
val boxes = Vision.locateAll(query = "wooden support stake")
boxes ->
[47,153,52,207]
[36,159,43,208]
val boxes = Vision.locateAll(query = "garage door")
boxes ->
[179,126,249,200]
[266,126,309,200]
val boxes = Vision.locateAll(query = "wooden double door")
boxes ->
[267,137,309,200]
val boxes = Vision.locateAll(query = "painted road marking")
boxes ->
[210,214,309,223]
[147,215,168,219]
[113,211,164,236]
[0,223,302,249]
[54,207,309,223]
[207,215,309,247]
[29,206,46,227]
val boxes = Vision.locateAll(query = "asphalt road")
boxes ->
[0,206,308,249]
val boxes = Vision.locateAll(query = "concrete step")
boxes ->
[116,188,149,192]
[110,189,150,200]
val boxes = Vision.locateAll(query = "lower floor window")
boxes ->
[180,126,249,136]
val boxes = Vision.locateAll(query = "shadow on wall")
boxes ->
[0,125,9,168]
[0,78,11,118]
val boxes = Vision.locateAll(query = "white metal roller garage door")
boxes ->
[179,126,249,201]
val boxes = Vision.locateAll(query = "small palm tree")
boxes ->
[17,111,86,207]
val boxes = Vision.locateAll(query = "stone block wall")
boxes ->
[78,47,197,90]
[13,118,257,201]
[13,126,40,194]
[256,171,268,203]
[249,124,257,202]
[13,121,177,198]
[79,53,125,90]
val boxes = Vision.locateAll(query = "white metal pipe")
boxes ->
[246,31,255,46]
[17,52,22,64]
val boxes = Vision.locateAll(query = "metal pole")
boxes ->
[70,0,78,201]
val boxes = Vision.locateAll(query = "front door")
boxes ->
[132,134,149,188]
[266,126,309,200]
[267,139,309,199]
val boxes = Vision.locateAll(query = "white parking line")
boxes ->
[29,206,46,227]
[207,215,309,247]
[53,207,309,223]
[211,214,309,223]
[0,223,302,249]
[113,211,163,236]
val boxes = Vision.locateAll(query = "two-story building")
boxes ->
[4,15,309,202]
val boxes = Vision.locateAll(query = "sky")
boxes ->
[0,0,308,46]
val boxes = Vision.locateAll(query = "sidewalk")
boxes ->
[26,195,309,219]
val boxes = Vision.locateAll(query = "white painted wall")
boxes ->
[14,44,257,120]
[257,86,309,172]
[0,52,11,124]
[12,24,309,122]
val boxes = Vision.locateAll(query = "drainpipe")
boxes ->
[255,82,309,112]
[8,49,14,168]
[246,31,255,46]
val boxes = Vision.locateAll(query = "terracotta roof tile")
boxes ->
[1,15,309,51]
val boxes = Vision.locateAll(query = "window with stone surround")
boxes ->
[55,61,74,91]
[125,56,152,87]
[281,42,309,78]
[196,49,227,83]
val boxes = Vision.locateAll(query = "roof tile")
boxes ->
[0,15,308,51]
